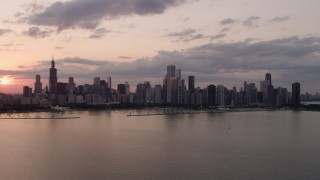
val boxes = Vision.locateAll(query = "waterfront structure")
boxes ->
[292,82,301,106]
[34,74,42,94]
[49,57,58,94]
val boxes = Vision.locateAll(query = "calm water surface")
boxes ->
[1,110,320,180]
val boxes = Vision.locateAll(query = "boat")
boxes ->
[51,106,68,112]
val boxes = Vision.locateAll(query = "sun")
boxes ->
[0,76,11,85]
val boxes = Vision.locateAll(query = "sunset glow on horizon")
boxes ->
[0,76,11,85]
[0,0,320,94]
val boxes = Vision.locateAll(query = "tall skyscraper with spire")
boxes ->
[49,57,58,94]
[265,72,272,85]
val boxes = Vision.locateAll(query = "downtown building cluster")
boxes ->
[13,59,303,107]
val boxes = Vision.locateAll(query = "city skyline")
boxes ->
[1,0,320,93]
[15,61,305,107]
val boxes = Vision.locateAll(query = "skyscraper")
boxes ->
[292,82,301,106]
[68,77,75,86]
[117,84,126,95]
[188,76,195,92]
[94,77,101,85]
[166,65,176,103]
[34,74,42,94]
[208,85,216,106]
[267,85,274,106]
[23,86,32,97]
[49,57,57,94]
[265,72,272,84]
[125,81,130,95]
[154,85,162,104]
[107,76,112,89]
[216,85,225,106]
[260,72,272,104]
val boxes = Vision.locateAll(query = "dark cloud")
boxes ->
[27,0,188,32]
[243,16,260,28]
[23,27,53,38]
[166,29,207,42]
[166,28,196,37]
[26,2,45,13]
[220,18,237,25]
[118,56,133,59]
[14,12,25,18]
[62,57,108,66]
[271,16,290,23]
[0,29,12,36]
[1,43,13,47]
[120,23,136,29]
[18,66,26,69]
[210,33,226,41]
[89,28,112,39]
[5,36,320,92]
[183,17,190,21]
[220,27,230,33]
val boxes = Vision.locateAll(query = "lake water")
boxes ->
[1,110,320,180]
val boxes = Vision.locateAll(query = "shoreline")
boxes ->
[1,103,320,114]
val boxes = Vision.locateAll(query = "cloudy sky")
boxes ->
[0,0,320,93]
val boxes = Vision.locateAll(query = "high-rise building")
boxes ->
[188,76,195,92]
[166,65,176,104]
[49,57,58,94]
[34,74,42,94]
[94,77,101,85]
[125,81,130,95]
[178,79,185,104]
[135,83,144,103]
[68,77,75,86]
[23,86,32,97]
[66,77,76,94]
[57,82,67,95]
[258,72,272,105]
[267,85,274,106]
[107,76,112,89]
[265,73,272,84]
[276,87,288,105]
[217,85,225,106]
[145,85,153,102]
[117,84,126,95]
[244,83,257,105]
[292,82,301,106]
[154,85,162,104]
[208,85,216,106]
